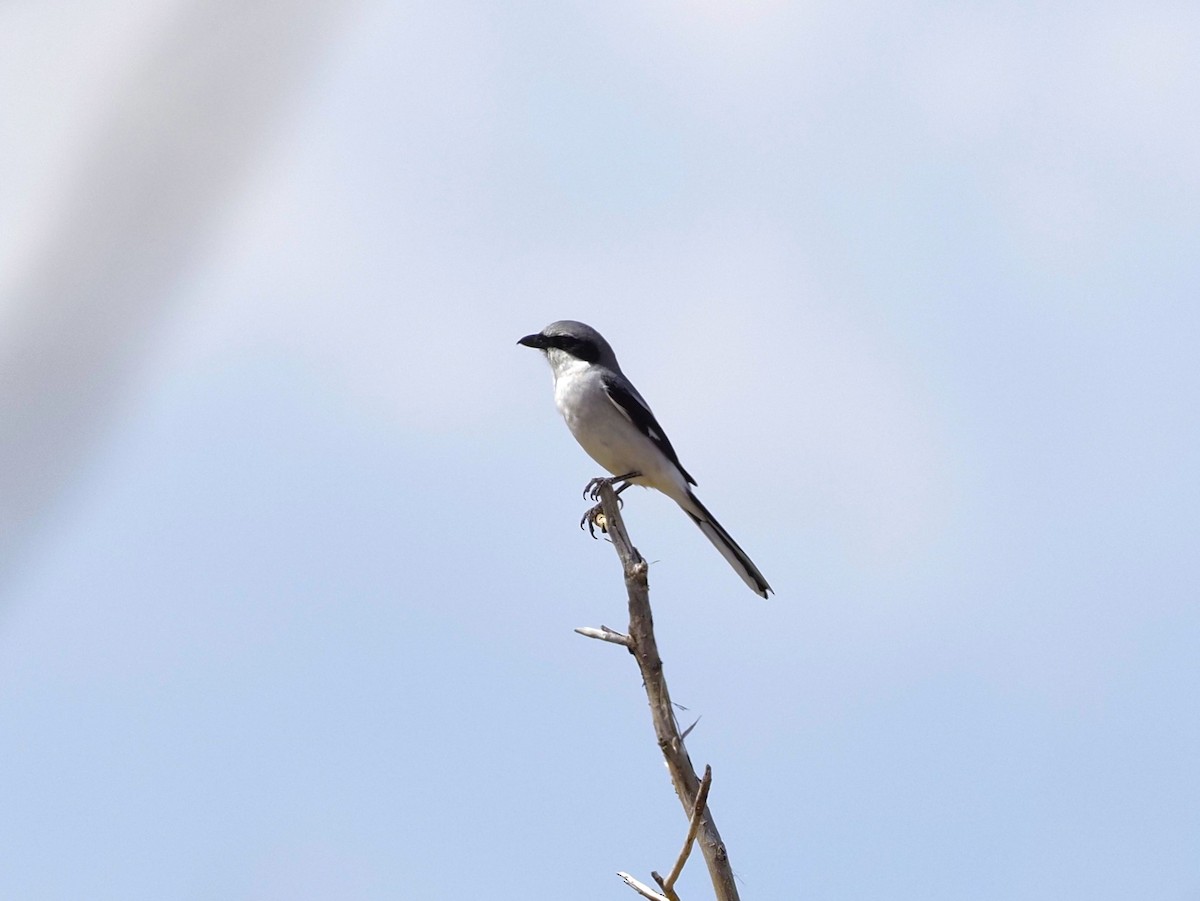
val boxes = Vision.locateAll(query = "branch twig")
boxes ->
[654,764,714,897]
[585,482,740,901]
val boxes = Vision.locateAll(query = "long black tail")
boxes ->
[680,490,772,598]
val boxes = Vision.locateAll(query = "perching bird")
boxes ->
[518,320,772,597]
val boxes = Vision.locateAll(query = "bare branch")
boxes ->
[590,481,741,901]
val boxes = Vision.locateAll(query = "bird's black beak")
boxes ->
[518,333,547,349]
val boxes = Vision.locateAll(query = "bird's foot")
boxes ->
[582,471,641,501]
[579,472,639,537]
[580,503,608,538]
[579,491,628,537]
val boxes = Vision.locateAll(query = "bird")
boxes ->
[518,320,772,597]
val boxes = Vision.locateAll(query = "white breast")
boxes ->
[550,359,688,500]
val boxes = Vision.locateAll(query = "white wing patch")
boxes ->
[604,388,634,424]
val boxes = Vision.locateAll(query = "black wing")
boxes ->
[601,374,697,487]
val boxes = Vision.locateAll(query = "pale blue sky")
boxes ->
[1,2,1197,898]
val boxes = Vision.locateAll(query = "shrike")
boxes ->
[518,320,772,598]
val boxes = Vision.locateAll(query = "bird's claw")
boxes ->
[580,504,608,538]
[583,476,610,501]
